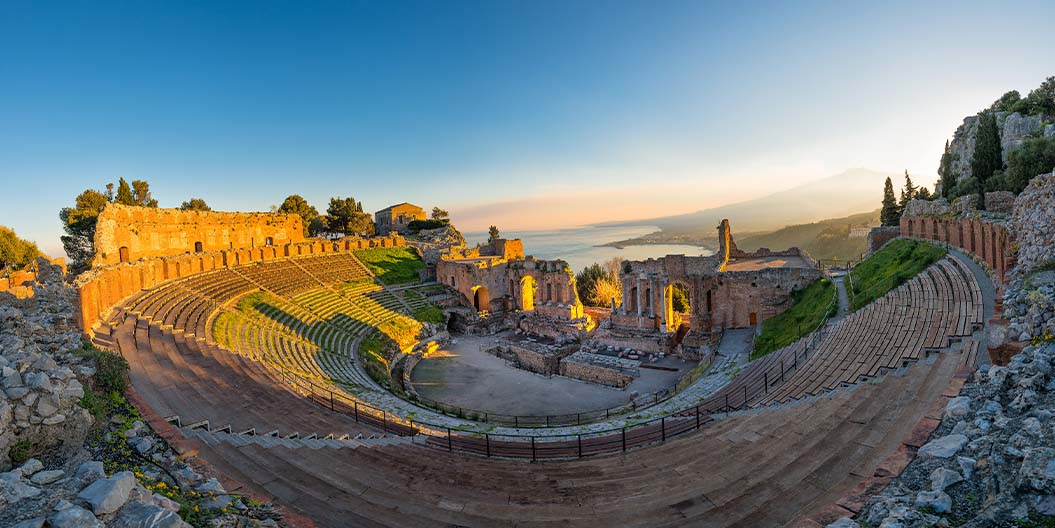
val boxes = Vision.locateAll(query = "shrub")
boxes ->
[77,341,129,394]
[407,219,449,231]
[9,439,33,464]
[1006,136,1055,193]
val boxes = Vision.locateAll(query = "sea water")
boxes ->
[463,225,714,273]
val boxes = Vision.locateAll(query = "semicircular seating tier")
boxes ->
[91,251,988,526]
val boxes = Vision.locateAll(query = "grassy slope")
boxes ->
[752,278,837,359]
[737,209,880,262]
[848,239,946,311]
[354,247,425,285]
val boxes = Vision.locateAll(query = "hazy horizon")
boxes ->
[2,1,1054,258]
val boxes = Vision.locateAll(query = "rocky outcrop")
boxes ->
[1,258,94,468]
[1011,171,1055,276]
[946,111,1046,186]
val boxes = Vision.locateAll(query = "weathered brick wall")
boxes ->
[93,204,305,266]
[866,227,901,255]
[437,256,584,319]
[558,359,634,388]
[485,344,562,375]
[76,235,404,333]
[900,214,1014,282]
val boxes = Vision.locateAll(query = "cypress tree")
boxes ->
[115,178,136,205]
[899,170,917,213]
[938,140,954,198]
[970,111,1002,190]
[881,177,900,226]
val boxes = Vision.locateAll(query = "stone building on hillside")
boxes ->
[375,202,426,234]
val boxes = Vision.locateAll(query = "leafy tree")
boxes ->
[898,170,917,213]
[0,226,42,273]
[431,207,449,220]
[487,225,500,242]
[308,217,328,238]
[970,111,1002,191]
[593,276,622,308]
[916,187,931,200]
[575,264,607,307]
[113,178,158,207]
[59,189,110,273]
[1006,136,1055,193]
[277,195,320,237]
[1011,76,1055,116]
[131,180,158,207]
[179,198,211,211]
[326,196,373,236]
[880,177,900,226]
[671,283,690,313]
[938,140,956,199]
[991,90,1022,112]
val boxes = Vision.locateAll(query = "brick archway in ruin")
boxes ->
[472,286,491,313]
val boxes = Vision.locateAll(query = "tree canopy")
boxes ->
[60,179,161,274]
[277,194,322,237]
[0,225,42,273]
[179,198,211,212]
[1006,136,1055,194]
[575,258,622,308]
[487,225,500,242]
[431,207,449,220]
[326,196,374,237]
[113,177,158,207]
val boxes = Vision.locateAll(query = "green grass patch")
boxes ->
[9,439,33,464]
[752,278,837,359]
[848,239,946,311]
[354,247,425,285]
[412,306,445,324]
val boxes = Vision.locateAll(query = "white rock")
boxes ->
[78,470,136,515]
[30,469,65,485]
[19,458,43,475]
[914,490,952,513]
[74,461,105,482]
[945,396,970,417]
[48,504,103,528]
[110,500,190,528]
[825,518,859,528]
[929,467,963,491]
[919,434,969,458]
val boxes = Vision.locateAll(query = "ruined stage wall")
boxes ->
[76,235,404,333]
[93,204,305,266]
[900,215,1014,283]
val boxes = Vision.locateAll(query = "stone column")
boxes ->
[660,283,668,332]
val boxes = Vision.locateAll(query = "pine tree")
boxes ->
[488,225,500,242]
[880,177,900,226]
[970,111,1002,190]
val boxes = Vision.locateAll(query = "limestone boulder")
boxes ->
[78,470,136,515]
[918,434,968,458]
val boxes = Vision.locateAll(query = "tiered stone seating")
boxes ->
[290,253,371,285]
[695,256,982,410]
[187,349,967,528]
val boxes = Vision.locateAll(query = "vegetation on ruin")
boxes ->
[76,340,130,394]
[179,197,211,211]
[575,258,622,308]
[847,239,946,311]
[354,247,425,285]
[358,333,394,389]
[277,194,325,237]
[752,277,837,359]
[0,225,42,273]
[327,196,374,236]
[407,219,450,231]
[1006,136,1055,193]
[60,178,160,273]
[412,305,445,324]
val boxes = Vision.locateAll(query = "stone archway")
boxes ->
[519,276,536,311]
[472,286,491,313]
[118,246,130,263]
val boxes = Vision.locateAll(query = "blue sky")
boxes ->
[2,0,1054,257]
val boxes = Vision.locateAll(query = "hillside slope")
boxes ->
[737,210,879,262]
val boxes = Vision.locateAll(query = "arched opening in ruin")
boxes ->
[627,286,639,313]
[194,241,203,253]
[266,237,274,247]
[472,286,491,313]
[118,246,130,263]
[546,283,553,303]
[519,276,536,311]
[662,282,692,333]
[450,276,456,287]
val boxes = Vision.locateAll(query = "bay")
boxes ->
[464,225,714,273]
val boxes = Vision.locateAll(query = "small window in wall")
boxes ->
[749,312,758,326]
[266,237,274,247]
[194,241,203,253]
[450,276,456,286]
[118,246,130,263]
